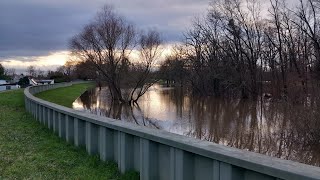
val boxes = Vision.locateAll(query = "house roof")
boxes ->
[0,80,8,85]
[36,80,54,83]
[0,83,18,86]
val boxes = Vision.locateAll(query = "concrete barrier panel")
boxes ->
[74,118,86,147]
[86,122,99,155]
[66,115,74,143]
[58,113,66,139]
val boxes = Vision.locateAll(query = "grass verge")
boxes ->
[0,84,139,179]
[35,83,94,108]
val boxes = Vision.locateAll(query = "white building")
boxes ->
[29,78,38,86]
[0,80,20,92]
[0,80,8,85]
[28,78,55,86]
[36,79,55,85]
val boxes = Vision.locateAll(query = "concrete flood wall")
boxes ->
[24,83,320,180]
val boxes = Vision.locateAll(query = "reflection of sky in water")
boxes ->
[73,85,193,135]
[73,85,320,167]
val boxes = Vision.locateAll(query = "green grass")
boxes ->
[0,85,139,180]
[35,83,94,108]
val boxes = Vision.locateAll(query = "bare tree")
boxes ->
[158,0,320,100]
[37,69,45,78]
[5,68,16,80]
[129,30,162,102]
[295,0,320,74]
[70,5,162,104]
[27,65,37,77]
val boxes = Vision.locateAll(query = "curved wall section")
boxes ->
[24,83,320,180]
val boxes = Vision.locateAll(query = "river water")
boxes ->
[73,84,320,166]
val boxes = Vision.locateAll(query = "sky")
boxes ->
[0,0,210,73]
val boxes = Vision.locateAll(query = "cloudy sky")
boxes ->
[0,0,210,73]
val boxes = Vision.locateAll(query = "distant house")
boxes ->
[36,79,55,85]
[28,78,54,86]
[0,80,20,92]
[29,78,38,86]
[0,80,7,85]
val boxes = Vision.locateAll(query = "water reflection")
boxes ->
[73,85,320,166]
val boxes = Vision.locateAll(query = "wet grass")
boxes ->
[35,83,94,108]
[0,86,139,180]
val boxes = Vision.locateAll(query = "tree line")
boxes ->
[0,63,15,80]
[160,0,320,100]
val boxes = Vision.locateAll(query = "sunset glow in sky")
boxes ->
[0,0,210,73]
[0,0,302,74]
[1,51,70,72]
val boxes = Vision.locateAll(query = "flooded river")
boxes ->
[73,85,320,166]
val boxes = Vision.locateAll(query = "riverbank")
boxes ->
[0,86,138,179]
[35,83,94,108]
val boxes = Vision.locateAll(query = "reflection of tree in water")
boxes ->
[78,89,97,110]
[75,86,320,166]
[161,87,186,119]
[78,87,160,129]
[160,88,320,166]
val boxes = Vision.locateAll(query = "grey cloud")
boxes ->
[0,56,38,63]
[0,0,210,59]
[0,0,96,58]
